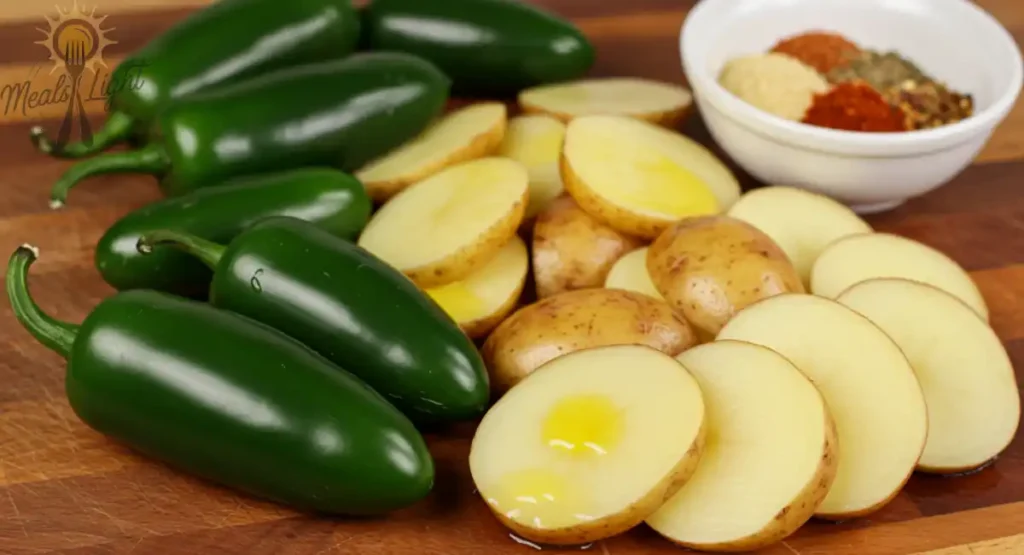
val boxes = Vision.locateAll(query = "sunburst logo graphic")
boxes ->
[36,1,117,75]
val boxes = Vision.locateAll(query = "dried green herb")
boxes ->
[827,50,927,91]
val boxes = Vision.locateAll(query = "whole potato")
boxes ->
[481,288,697,395]
[647,215,804,337]
[532,195,641,299]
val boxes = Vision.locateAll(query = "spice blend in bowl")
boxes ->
[718,30,975,133]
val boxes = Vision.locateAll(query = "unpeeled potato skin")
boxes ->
[669,406,839,552]
[365,116,508,203]
[487,420,707,546]
[647,216,804,337]
[481,289,697,396]
[520,101,694,129]
[561,154,675,240]
[406,187,529,288]
[532,195,642,299]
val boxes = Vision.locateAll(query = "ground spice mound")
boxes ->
[802,81,908,132]
[771,31,861,74]
[718,53,830,121]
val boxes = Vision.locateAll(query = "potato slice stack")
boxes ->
[352,84,1018,553]
[356,104,529,340]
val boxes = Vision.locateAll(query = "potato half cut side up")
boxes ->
[357,157,529,288]
[470,345,706,545]
[561,115,740,239]
[356,102,508,202]
[811,232,988,320]
[726,186,872,286]
[646,216,804,338]
[718,294,928,519]
[532,195,641,299]
[481,288,696,396]
[604,247,663,300]
[499,115,567,220]
[837,279,1020,474]
[424,236,529,340]
[647,341,838,552]
[518,77,695,127]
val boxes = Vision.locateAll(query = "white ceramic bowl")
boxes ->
[680,0,1023,213]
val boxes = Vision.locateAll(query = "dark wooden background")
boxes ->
[0,0,1022,553]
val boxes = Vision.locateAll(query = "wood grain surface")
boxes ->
[0,1,1022,554]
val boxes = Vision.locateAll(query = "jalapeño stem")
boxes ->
[136,230,226,270]
[5,245,78,358]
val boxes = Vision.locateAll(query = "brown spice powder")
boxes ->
[771,31,861,74]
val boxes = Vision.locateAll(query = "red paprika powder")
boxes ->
[802,82,908,132]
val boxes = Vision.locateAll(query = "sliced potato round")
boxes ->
[837,279,1020,474]
[604,247,663,300]
[358,157,529,288]
[811,232,988,320]
[482,288,697,396]
[562,115,739,239]
[647,216,804,337]
[424,236,529,339]
[718,294,928,519]
[648,340,838,552]
[727,186,872,286]
[470,344,706,545]
[356,102,508,202]
[519,77,694,127]
[499,115,567,220]
[532,195,641,299]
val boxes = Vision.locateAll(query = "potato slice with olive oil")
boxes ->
[358,157,529,288]
[470,344,706,545]
[648,341,838,551]
[562,115,740,239]
[499,115,567,220]
[519,77,694,127]
[604,247,663,301]
[357,102,508,202]
[424,236,529,339]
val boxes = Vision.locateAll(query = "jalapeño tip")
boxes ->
[30,126,53,153]
[17,244,40,260]
[135,237,153,255]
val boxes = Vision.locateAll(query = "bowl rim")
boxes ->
[679,0,1024,156]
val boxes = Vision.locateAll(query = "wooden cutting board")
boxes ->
[0,1,1022,553]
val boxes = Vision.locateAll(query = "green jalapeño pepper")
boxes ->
[6,245,433,515]
[32,0,361,159]
[50,52,450,207]
[360,0,594,96]
[97,168,370,296]
[137,216,490,424]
